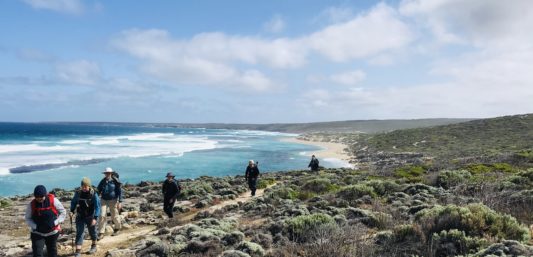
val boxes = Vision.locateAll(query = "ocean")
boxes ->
[0,123,347,196]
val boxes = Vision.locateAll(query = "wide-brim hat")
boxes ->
[103,167,114,173]
[165,172,175,177]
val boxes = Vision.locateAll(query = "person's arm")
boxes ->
[24,202,37,231]
[93,193,101,219]
[173,181,180,199]
[70,191,79,213]
[256,167,260,177]
[116,181,122,203]
[53,198,66,225]
[245,167,250,179]
[97,179,104,196]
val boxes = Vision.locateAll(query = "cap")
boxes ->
[34,185,47,197]
[165,172,175,177]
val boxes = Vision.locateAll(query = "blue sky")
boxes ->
[1,0,533,123]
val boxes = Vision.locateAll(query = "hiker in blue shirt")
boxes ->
[70,177,100,257]
[97,167,122,238]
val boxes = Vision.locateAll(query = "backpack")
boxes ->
[112,171,121,184]
[31,193,58,217]
[31,193,60,232]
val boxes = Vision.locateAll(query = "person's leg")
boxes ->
[163,197,171,217]
[168,199,175,218]
[75,218,86,255]
[88,220,98,254]
[44,233,59,257]
[109,199,121,232]
[98,200,109,235]
[31,233,45,257]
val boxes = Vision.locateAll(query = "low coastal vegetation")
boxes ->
[1,114,532,257]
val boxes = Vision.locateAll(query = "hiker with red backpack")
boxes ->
[25,185,66,257]
[70,177,101,257]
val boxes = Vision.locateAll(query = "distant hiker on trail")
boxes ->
[308,155,320,171]
[70,177,100,257]
[245,160,260,196]
[25,185,66,257]
[162,172,181,218]
[97,167,122,238]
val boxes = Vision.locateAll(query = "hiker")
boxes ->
[245,160,260,196]
[97,167,122,238]
[308,155,320,171]
[25,185,66,257]
[70,177,101,257]
[162,172,181,218]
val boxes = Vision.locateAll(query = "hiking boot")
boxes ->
[89,244,97,254]
[74,253,81,257]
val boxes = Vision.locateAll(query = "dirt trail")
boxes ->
[70,185,274,257]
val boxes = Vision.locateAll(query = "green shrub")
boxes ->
[416,203,530,242]
[0,197,12,208]
[491,163,516,173]
[431,229,488,257]
[256,178,276,189]
[285,213,336,241]
[268,186,299,200]
[336,184,376,202]
[301,178,339,194]
[436,170,472,189]
[394,165,427,183]
[393,224,425,243]
[466,164,492,175]
[364,179,401,196]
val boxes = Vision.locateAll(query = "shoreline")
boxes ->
[282,136,354,168]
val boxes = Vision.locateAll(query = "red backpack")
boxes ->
[31,193,60,232]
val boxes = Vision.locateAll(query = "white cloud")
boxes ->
[308,3,414,62]
[21,0,85,14]
[56,60,101,85]
[112,3,413,92]
[330,70,366,86]
[318,7,355,24]
[400,0,533,47]
[264,15,285,33]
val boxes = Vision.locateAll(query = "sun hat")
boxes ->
[103,167,114,173]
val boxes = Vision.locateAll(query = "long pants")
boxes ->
[163,196,175,218]
[75,216,98,246]
[98,199,121,234]
[248,178,258,196]
[31,232,59,257]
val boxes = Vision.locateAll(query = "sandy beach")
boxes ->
[282,137,353,168]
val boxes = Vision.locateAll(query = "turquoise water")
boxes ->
[0,123,343,196]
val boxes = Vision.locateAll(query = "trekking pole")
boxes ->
[69,213,75,254]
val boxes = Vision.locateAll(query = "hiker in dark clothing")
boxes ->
[245,160,260,196]
[308,155,320,171]
[70,177,101,257]
[162,172,181,218]
[97,167,122,238]
[25,185,66,257]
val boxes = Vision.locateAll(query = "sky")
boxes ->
[1,0,533,123]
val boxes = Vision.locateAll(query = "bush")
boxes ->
[436,170,472,189]
[364,179,401,196]
[416,203,530,242]
[237,241,265,257]
[285,213,336,242]
[394,165,427,183]
[301,178,339,194]
[268,186,298,200]
[0,197,12,208]
[336,184,376,203]
[257,178,276,189]
[466,163,517,175]
[431,229,488,257]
